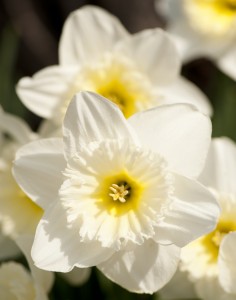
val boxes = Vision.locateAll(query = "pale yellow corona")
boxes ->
[62,54,155,119]
[183,0,236,36]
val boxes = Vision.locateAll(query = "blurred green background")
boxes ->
[0,0,235,299]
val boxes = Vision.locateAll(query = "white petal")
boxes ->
[16,235,54,293]
[217,43,236,81]
[0,112,34,144]
[155,173,220,247]
[32,202,114,272]
[63,92,139,158]
[159,76,213,116]
[59,5,129,65]
[115,28,181,85]
[219,232,236,294]
[199,137,236,194]
[60,267,91,286]
[98,240,180,294]
[129,103,211,178]
[0,168,43,237]
[16,65,78,118]
[13,138,65,210]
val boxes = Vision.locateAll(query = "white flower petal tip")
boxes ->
[16,65,78,120]
[59,5,129,65]
[155,174,220,248]
[63,91,139,157]
[31,202,114,272]
[129,103,212,178]
[12,138,65,210]
[98,241,180,294]
[159,76,213,116]
[116,28,181,85]
[199,137,236,195]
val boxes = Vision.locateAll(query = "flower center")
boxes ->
[60,140,174,249]
[181,216,236,278]
[60,54,155,121]
[192,218,236,269]
[99,172,144,216]
[184,0,236,36]
[109,182,130,203]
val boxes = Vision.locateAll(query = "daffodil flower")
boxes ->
[0,108,42,250]
[13,92,219,294]
[0,107,90,284]
[16,5,212,128]
[157,0,236,80]
[180,137,236,299]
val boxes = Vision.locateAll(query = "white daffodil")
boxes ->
[16,5,212,129]
[0,236,54,300]
[156,0,236,80]
[179,137,236,300]
[0,110,42,237]
[0,108,88,285]
[0,109,43,262]
[13,92,219,294]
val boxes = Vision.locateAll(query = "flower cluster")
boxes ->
[0,3,235,300]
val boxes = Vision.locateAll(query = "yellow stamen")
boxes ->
[109,183,129,203]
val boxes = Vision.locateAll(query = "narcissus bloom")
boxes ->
[180,138,236,299]
[13,92,219,294]
[0,108,43,259]
[157,0,236,80]
[16,5,211,128]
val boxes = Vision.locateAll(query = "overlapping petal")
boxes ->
[98,240,180,294]
[115,28,181,85]
[199,137,236,194]
[63,92,139,158]
[128,103,211,178]
[13,138,66,209]
[159,76,213,116]
[59,5,129,65]
[32,201,115,271]
[155,173,220,247]
[16,65,78,118]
